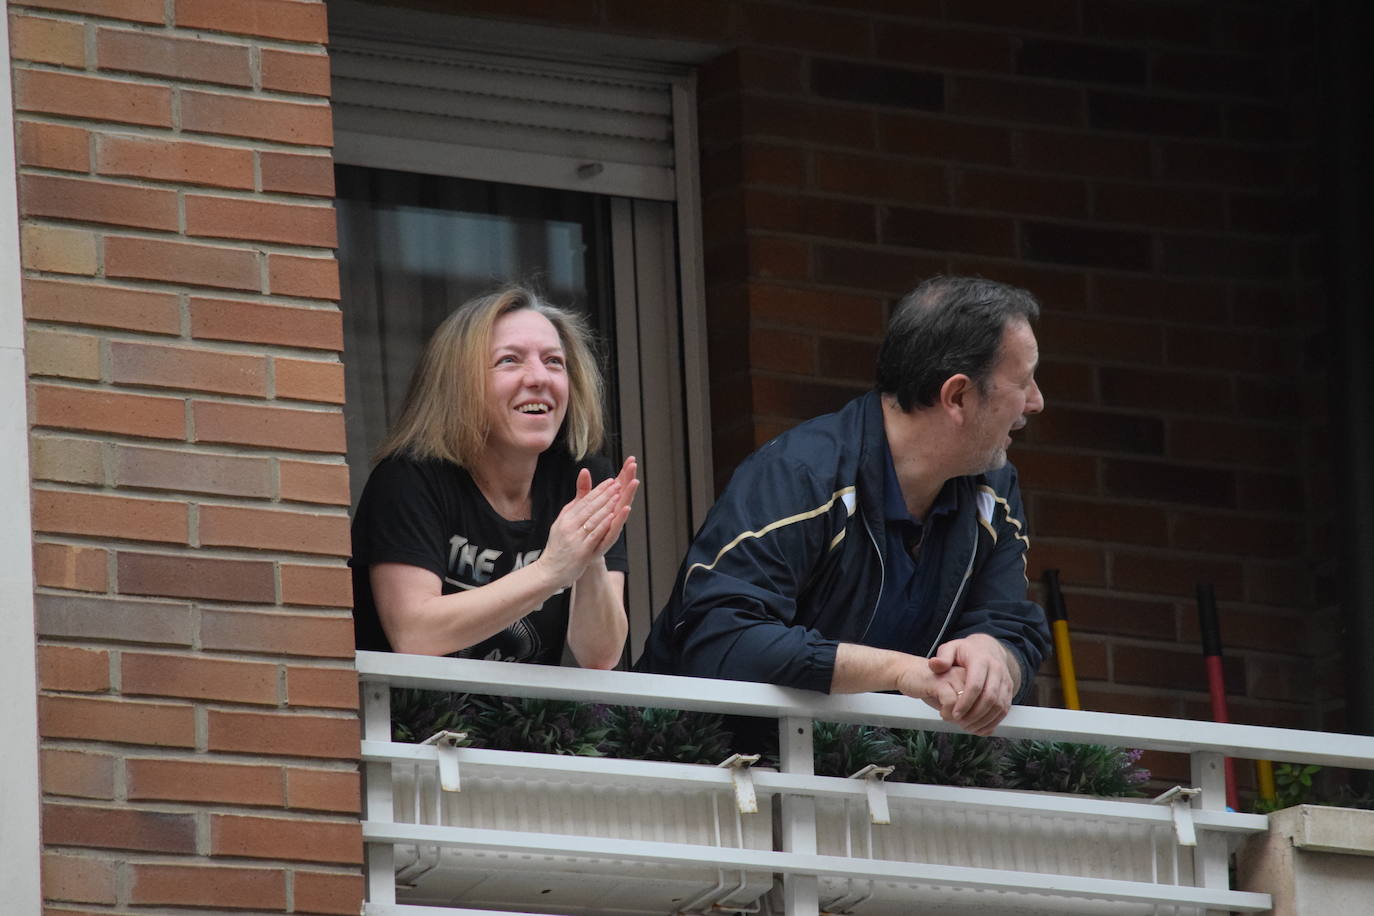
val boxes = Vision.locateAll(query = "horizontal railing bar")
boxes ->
[365,905,563,916]
[362,740,1268,834]
[357,652,1374,770]
[361,820,1273,911]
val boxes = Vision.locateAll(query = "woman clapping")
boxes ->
[350,286,638,669]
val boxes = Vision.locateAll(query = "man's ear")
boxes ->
[939,373,975,423]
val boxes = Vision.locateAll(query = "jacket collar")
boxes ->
[858,389,978,527]
[855,390,889,525]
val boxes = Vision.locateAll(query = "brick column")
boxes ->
[11,0,363,912]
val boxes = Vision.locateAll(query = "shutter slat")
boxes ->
[331,41,676,178]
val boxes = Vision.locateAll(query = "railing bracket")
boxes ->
[422,730,468,793]
[1152,785,1202,846]
[850,764,896,825]
[718,753,762,814]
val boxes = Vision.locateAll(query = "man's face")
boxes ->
[963,319,1044,474]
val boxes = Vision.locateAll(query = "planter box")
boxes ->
[378,760,1242,916]
[806,791,1199,916]
[1237,805,1374,916]
[388,761,775,914]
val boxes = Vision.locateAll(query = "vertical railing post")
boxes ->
[779,715,819,916]
[362,681,396,908]
[1190,750,1230,916]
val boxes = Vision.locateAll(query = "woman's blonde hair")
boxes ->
[375,286,605,467]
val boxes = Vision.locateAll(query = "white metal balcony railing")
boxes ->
[356,650,1374,916]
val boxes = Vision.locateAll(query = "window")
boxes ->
[335,166,618,494]
[329,3,714,660]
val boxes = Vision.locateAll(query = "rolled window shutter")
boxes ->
[331,38,678,201]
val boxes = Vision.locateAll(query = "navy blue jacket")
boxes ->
[638,391,1049,702]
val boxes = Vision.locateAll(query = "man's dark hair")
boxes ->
[876,275,1041,410]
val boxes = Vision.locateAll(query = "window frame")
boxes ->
[328,3,716,660]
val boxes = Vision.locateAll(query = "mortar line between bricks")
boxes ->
[196,805,211,857]
[26,133,332,179]
[45,230,338,266]
[42,694,359,725]
[269,454,286,504]
[21,272,342,308]
[173,287,191,338]
[24,321,346,361]
[730,91,1285,143]
[84,69,318,101]
[98,436,116,487]
[103,545,119,596]
[32,375,347,408]
[33,480,243,503]
[33,533,195,556]
[8,7,121,29]
[1031,500,1305,523]
[1044,581,1311,606]
[193,704,209,753]
[746,321,885,344]
[153,30,334,56]
[273,558,285,607]
[26,217,338,255]
[95,332,112,384]
[181,596,202,655]
[45,847,361,866]
[36,792,364,818]
[74,14,98,74]
[107,645,123,693]
[90,21,263,52]
[31,586,352,612]
[249,43,263,93]
[45,539,353,564]
[30,323,346,357]
[180,85,333,112]
[191,495,352,516]
[203,700,359,719]
[32,435,349,467]
[7,3,175,28]
[16,56,336,94]
[746,368,875,390]
[180,186,342,207]
[286,862,366,873]
[17,111,335,156]
[112,750,361,773]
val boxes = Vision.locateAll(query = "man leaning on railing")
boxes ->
[638,275,1052,742]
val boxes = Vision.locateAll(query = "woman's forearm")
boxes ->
[566,562,627,669]
[371,561,566,656]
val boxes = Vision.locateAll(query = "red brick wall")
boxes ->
[12,0,362,911]
[694,2,1323,782]
[398,1,1330,779]
[12,2,1333,903]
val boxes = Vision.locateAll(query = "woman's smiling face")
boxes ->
[483,308,570,457]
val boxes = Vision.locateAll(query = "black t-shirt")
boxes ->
[349,448,629,664]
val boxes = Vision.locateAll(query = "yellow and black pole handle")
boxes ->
[1042,569,1080,711]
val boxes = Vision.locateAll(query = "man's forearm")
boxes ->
[998,639,1025,697]
[831,643,930,694]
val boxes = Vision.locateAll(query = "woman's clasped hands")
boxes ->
[538,456,639,587]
